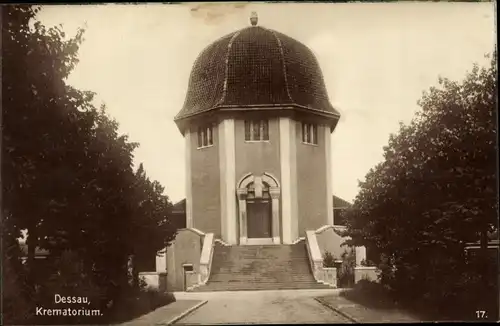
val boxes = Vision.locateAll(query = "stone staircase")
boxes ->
[191,242,333,292]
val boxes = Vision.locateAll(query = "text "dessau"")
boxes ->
[54,295,89,304]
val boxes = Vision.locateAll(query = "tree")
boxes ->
[2,5,177,322]
[344,52,497,318]
[129,163,176,286]
[2,4,94,287]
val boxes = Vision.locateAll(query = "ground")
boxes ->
[119,288,423,325]
[119,300,205,326]
[172,289,352,325]
[316,292,421,323]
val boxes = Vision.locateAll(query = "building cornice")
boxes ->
[175,104,340,135]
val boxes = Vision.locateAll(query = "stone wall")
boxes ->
[166,229,204,291]
[354,266,379,283]
[139,272,167,291]
[305,230,337,288]
[306,225,380,286]
[315,226,349,260]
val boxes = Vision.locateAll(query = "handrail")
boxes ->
[305,230,324,282]
[176,227,206,236]
[199,233,214,284]
[315,224,347,235]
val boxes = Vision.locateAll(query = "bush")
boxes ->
[3,255,34,325]
[323,251,336,268]
[4,250,177,325]
[30,251,108,325]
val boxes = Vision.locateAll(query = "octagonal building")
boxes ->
[174,15,340,246]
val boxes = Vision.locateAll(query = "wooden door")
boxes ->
[247,199,272,238]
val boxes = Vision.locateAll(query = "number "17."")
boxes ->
[475,310,487,319]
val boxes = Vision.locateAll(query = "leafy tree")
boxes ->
[2,4,93,288]
[129,163,176,286]
[2,5,177,323]
[344,52,497,319]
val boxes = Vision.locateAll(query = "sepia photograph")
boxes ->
[1,1,498,325]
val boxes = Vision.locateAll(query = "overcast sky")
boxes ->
[37,2,496,203]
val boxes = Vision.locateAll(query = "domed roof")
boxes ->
[175,21,340,127]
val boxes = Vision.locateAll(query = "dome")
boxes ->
[175,22,340,127]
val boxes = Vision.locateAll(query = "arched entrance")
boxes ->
[246,182,272,239]
[237,173,281,245]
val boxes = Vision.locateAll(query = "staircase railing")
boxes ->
[199,233,214,285]
[305,230,323,280]
[305,230,337,288]
[183,230,215,292]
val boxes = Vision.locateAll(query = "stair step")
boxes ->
[209,280,316,283]
[192,284,333,292]
[199,243,330,292]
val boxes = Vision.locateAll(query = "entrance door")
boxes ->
[247,199,272,238]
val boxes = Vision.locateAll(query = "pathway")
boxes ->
[173,289,352,324]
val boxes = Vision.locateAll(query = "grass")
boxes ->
[340,280,402,310]
[339,280,436,321]
[340,280,499,322]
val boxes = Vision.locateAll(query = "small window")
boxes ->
[302,123,318,145]
[245,120,269,141]
[197,125,214,148]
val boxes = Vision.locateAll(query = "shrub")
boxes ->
[3,254,34,325]
[323,251,336,268]
[31,250,108,325]
[3,246,176,325]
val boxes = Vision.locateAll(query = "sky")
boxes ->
[37,2,496,204]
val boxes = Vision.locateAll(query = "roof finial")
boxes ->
[250,12,258,26]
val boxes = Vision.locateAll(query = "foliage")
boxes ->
[322,251,337,268]
[2,235,34,325]
[30,251,107,325]
[343,51,498,320]
[340,280,399,310]
[2,5,177,324]
[334,209,348,226]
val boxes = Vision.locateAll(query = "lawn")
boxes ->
[339,280,498,322]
